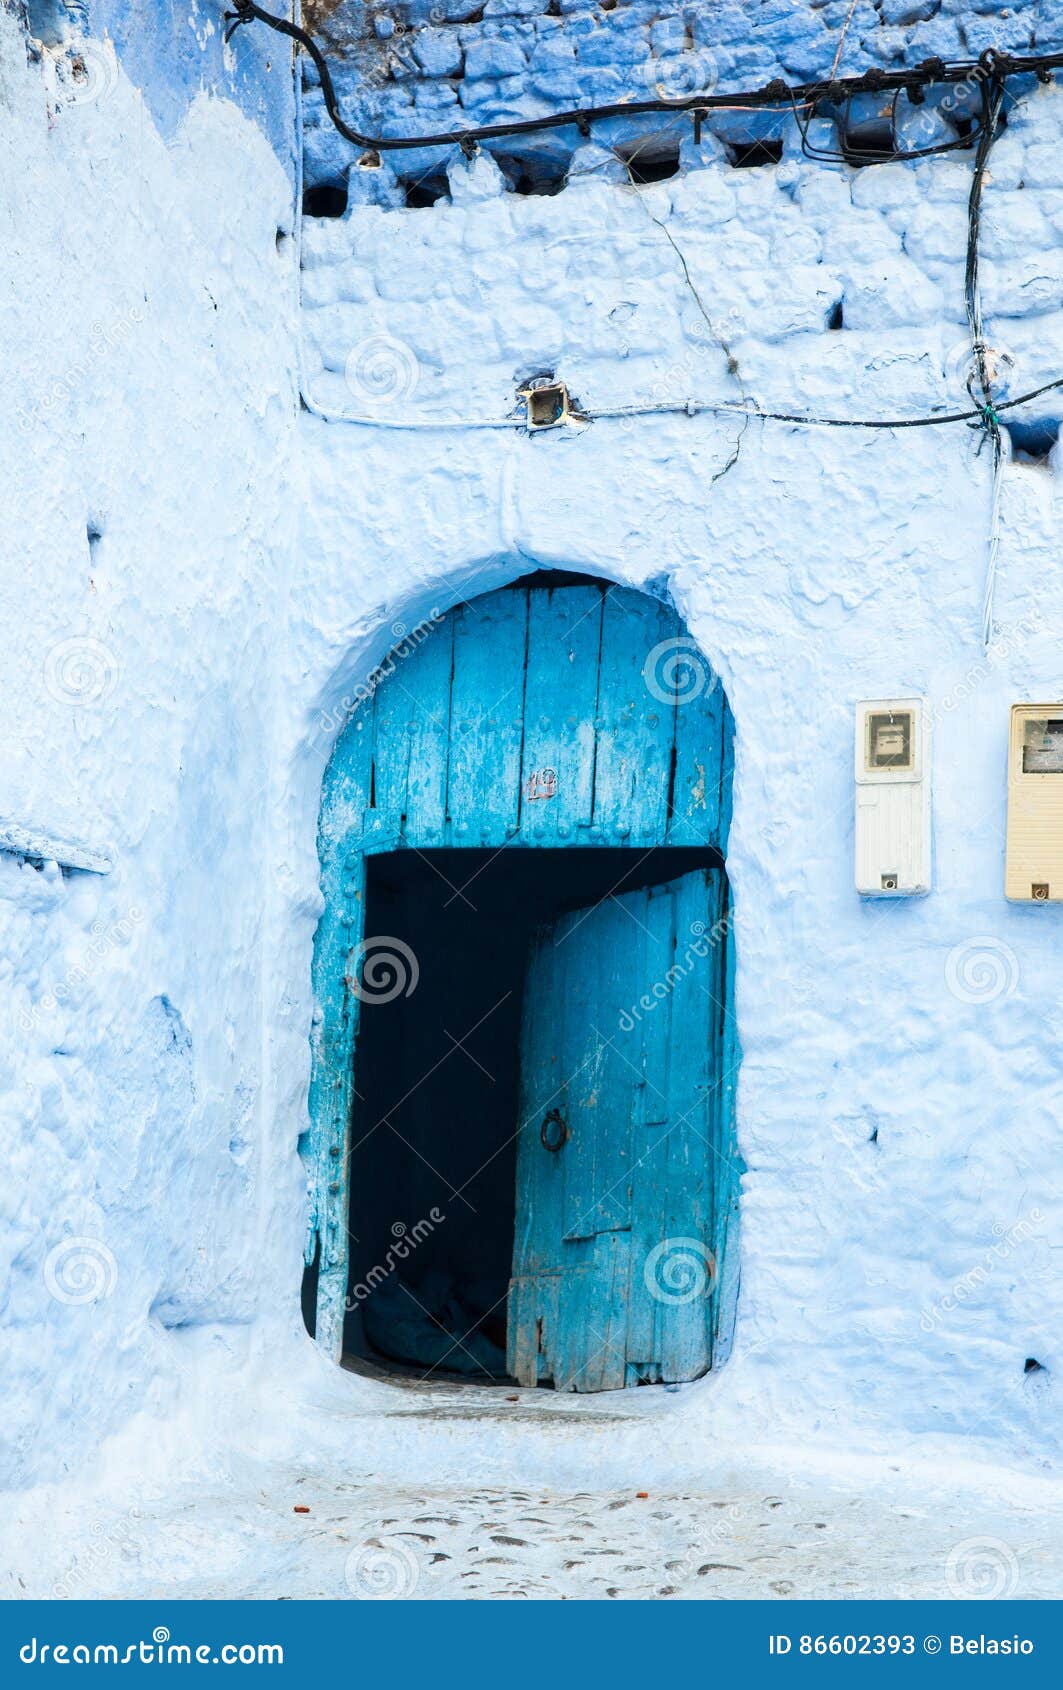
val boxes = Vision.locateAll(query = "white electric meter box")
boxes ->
[1005,704,1063,902]
[854,699,931,896]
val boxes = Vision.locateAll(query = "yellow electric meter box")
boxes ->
[1005,705,1063,901]
[854,698,930,896]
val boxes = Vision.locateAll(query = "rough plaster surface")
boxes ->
[301,0,1063,191]
[0,4,297,1490]
[293,79,1063,1479]
[2,0,1063,1588]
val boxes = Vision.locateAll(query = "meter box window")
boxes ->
[1006,705,1063,901]
[854,699,930,896]
[866,712,912,770]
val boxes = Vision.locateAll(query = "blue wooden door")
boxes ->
[309,577,738,1367]
[508,865,729,1391]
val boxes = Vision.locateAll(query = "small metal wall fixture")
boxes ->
[521,379,571,431]
[853,698,931,897]
[0,819,111,874]
[540,1108,570,1153]
[1006,704,1063,901]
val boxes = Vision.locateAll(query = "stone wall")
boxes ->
[302,0,1063,193]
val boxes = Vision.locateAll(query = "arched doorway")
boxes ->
[303,574,740,1391]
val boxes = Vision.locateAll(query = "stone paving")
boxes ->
[14,1459,1062,1601]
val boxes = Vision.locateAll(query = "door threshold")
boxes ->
[338,1351,689,1420]
[341,1349,515,1391]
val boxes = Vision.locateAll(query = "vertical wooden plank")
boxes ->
[711,886,743,1365]
[561,895,636,1242]
[550,892,631,1389]
[508,1273,560,1387]
[307,704,377,1359]
[447,591,528,847]
[591,588,676,847]
[507,913,571,1382]
[310,857,367,1361]
[361,617,454,848]
[399,612,454,847]
[318,705,374,858]
[667,631,725,850]
[718,693,735,853]
[517,918,572,1272]
[621,879,675,1379]
[519,585,603,844]
[636,878,675,1129]
[364,645,411,848]
[647,868,723,1383]
[555,1245,626,1392]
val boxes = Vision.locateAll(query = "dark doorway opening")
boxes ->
[339,844,719,1383]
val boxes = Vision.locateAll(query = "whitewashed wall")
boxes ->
[1,0,1061,1509]
[0,7,297,1489]
[291,81,1063,1475]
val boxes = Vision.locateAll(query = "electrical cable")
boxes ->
[963,73,1009,646]
[788,86,994,166]
[305,374,1063,433]
[263,0,1059,643]
[224,1,1061,157]
[273,5,1063,440]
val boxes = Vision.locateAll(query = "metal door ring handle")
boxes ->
[540,1109,570,1153]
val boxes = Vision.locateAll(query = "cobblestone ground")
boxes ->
[15,1466,1062,1601]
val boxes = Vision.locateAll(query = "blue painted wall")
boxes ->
[45,0,296,166]
[301,0,1063,188]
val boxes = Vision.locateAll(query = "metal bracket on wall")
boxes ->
[0,819,112,874]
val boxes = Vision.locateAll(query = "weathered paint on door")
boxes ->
[308,577,738,1370]
[508,867,732,1390]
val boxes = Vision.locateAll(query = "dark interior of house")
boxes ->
[328,844,717,1384]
